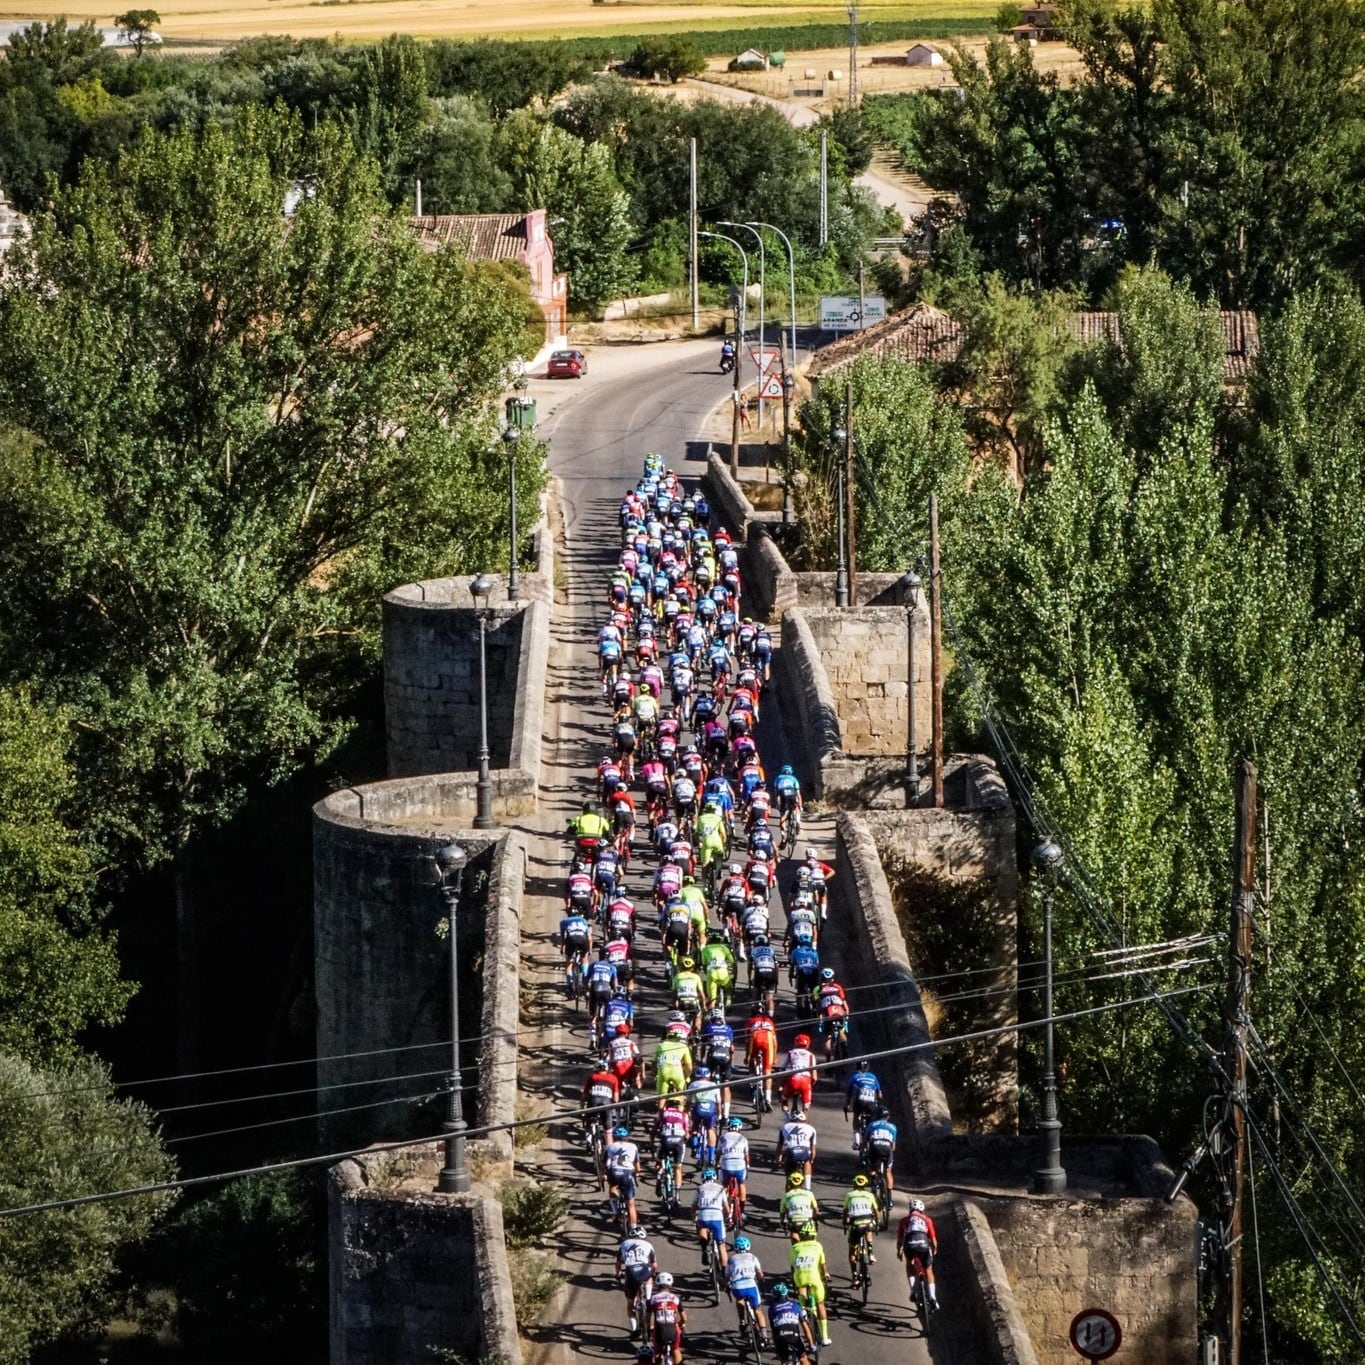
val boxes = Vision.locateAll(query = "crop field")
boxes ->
[0,0,997,45]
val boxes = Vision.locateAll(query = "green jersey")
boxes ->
[789,1238,826,1287]
[843,1188,879,1224]
[700,942,735,978]
[780,1188,820,1228]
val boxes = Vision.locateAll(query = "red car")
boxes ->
[547,348,587,379]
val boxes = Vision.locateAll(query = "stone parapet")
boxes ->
[835,811,954,1167]
[955,1200,1043,1365]
[773,609,842,798]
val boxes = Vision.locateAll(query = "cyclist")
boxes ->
[745,1006,778,1110]
[672,772,699,830]
[844,1062,884,1151]
[774,764,802,835]
[785,893,818,954]
[583,1063,623,1134]
[671,956,706,1031]
[661,896,693,968]
[605,1124,642,1227]
[768,1282,817,1365]
[653,1028,692,1102]
[802,849,835,921]
[788,941,821,1004]
[594,840,623,904]
[695,801,728,880]
[585,947,619,1033]
[748,934,779,1017]
[616,1223,658,1337]
[782,1035,817,1116]
[861,1105,899,1196]
[775,1104,818,1182]
[606,783,636,860]
[604,938,635,1000]
[817,970,850,1062]
[753,625,773,682]
[677,876,708,950]
[645,1271,687,1365]
[778,1169,820,1237]
[704,772,737,832]
[719,864,749,945]
[699,935,737,1012]
[605,892,636,946]
[655,1096,691,1186]
[641,756,671,823]
[842,1173,881,1279]
[744,849,775,902]
[599,626,623,694]
[686,1066,722,1167]
[557,908,592,997]
[569,801,612,846]
[717,1116,750,1225]
[607,1022,644,1094]
[789,1224,833,1346]
[896,1198,940,1310]
[693,1167,730,1273]
[612,710,638,783]
[727,1235,772,1344]
[698,1008,736,1096]
[747,816,777,866]
[737,754,766,805]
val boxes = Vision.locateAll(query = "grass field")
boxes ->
[0,0,997,45]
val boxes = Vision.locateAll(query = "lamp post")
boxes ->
[832,425,849,608]
[699,230,750,477]
[782,372,796,524]
[904,569,922,802]
[434,840,470,1194]
[470,573,495,830]
[745,221,798,371]
[1033,837,1067,1194]
[502,426,521,601]
[720,221,765,429]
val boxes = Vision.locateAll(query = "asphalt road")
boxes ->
[516,342,981,1365]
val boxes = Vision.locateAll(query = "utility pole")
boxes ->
[1222,758,1256,1365]
[929,494,944,807]
[858,260,866,332]
[847,3,859,108]
[819,133,829,246]
[844,382,857,604]
[731,290,741,477]
[689,139,699,332]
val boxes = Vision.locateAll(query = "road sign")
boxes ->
[749,346,780,374]
[1070,1308,1122,1361]
[819,294,887,331]
[758,374,784,400]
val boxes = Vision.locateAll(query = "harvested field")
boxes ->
[0,0,995,45]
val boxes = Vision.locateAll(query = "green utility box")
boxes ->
[505,395,537,430]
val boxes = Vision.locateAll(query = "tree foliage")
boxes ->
[0,108,543,865]
[0,1051,175,1365]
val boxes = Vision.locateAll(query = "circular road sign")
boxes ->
[1069,1308,1122,1361]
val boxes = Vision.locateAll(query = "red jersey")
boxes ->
[648,1289,683,1328]
[584,1070,620,1105]
[897,1210,938,1251]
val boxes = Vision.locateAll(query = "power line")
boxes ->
[0,983,1213,1219]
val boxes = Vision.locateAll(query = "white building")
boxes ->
[905,43,944,67]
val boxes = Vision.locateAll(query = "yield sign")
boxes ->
[758,374,784,400]
[749,346,780,375]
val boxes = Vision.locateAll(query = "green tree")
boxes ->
[352,33,430,196]
[628,37,705,83]
[0,1051,175,1365]
[114,9,160,57]
[411,97,512,214]
[995,1,1024,31]
[0,108,543,872]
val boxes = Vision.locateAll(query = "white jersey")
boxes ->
[694,1180,728,1217]
[606,1140,639,1175]
[779,1120,817,1155]
[619,1235,656,1269]
[718,1131,749,1173]
[727,1250,761,1291]
[786,1047,816,1078]
[743,904,770,937]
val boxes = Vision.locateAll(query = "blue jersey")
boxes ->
[605,998,634,1031]
[560,915,591,946]
[587,960,618,991]
[770,1298,807,1333]
[705,780,735,813]
[847,1071,882,1106]
[863,1118,898,1154]
[790,945,820,975]
[750,942,778,975]
[701,1021,735,1060]
[774,772,799,798]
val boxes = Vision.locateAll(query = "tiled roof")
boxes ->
[807,304,1260,383]
[410,214,528,261]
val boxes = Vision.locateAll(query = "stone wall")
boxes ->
[773,609,842,799]
[312,798,525,1151]
[804,604,930,758]
[978,1192,1198,1365]
[329,1149,521,1365]
[954,1200,1043,1365]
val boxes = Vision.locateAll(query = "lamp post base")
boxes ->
[437,1118,470,1194]
[1034,1119,1067,1193]
[474,757,495,830]
[835,566,850,608]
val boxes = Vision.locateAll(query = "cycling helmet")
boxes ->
[703,1167,718,1181]
[727,1117,744,1131]
[877,1105,890,1119]
[730,863,742,875]
[857,1058,870,1070]
[805,848,817,860]
[820,968,835,982]
[752,932,769,946]
[616,1023,631,1036]
[787,1172,805,1188]
[710,1008,726,1023]
[734,1235,752,1252]
[909,1199,926,1213]
[780,764,794,776]
[630,1223,647,1238]
[772,1282,792,1300]
[656,1271,674,1288]
[667,1010,686,1024]
[681,957,695,970]
[614,1125,630,1138]
[853,1174,870,1189]
[696,1066,711,1078]
[683,875,695,886]
[791,1106,806,1121]
[798,1221,818,1240]
[794,1034,811,1048]
[582,801,595,814]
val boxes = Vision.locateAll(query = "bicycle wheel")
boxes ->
[746,1305,763,1361]
[859,1243,870,1305]
[750,1079,764,1129]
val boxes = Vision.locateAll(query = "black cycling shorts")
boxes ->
[904,1238,934,1272]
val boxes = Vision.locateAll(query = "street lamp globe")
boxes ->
[470,573,494,604]
[502,426,520,450]
[435,842,468,886]
[832,425,847,447]
[1032,838,1064,878]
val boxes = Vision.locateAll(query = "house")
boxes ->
[1019,3,1063,37]
[905,42,944,67]
[805,303,1260,393]
[1011,24,1040,44]
[728,48,769,71]
[410,209,567,347]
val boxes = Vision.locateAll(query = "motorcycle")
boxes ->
[719,345,736,375]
